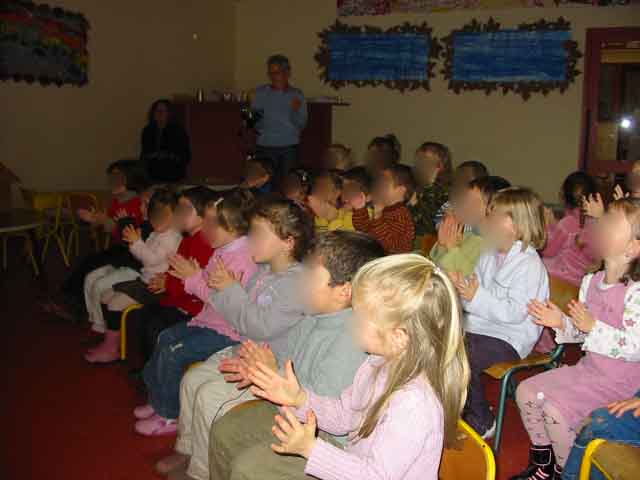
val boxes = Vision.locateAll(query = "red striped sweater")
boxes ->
[352,203,415,254]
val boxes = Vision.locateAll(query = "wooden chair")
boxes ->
[483,276,579,453]
[580,439,640,480]
[119,304,143,361]
[440,419,496,480]
[20,188,70,267]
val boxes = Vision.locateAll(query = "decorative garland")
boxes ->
[0,1,90,86]
[442,17,582,100]
[314,20,441,92]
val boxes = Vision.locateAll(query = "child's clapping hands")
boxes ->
[207,258,243,291]
[451,272,479,302]
[122,225,142,244]
[248,360,316,458]
[168,254,201,280]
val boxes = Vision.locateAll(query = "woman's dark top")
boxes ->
[141,122,191,183]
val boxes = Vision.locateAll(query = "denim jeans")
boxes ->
[142,323,238,419]
[563,390,640,480]
[255,144,299,179]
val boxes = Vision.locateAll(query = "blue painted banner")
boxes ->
[328,33,430,81]
[452,30,570,83]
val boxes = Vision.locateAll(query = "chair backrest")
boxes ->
[20,188,62,212]
[421,234,438,256]
[439,420,496,480]
[549,276,580,315]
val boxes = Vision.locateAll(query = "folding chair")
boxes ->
[120,304,143,361]
[439,419,496,480]
[580,438,640,480]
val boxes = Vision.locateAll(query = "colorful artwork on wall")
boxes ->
[442,18,582,100]
[0,1,89,86]
[315,21,441,91]
[337,0,638,16]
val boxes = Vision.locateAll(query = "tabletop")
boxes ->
[0,208,43,234]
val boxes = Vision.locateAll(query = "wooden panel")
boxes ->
[176,102,337,183]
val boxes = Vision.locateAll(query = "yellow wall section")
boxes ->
[1,0,236,189]
[234,1,640,200]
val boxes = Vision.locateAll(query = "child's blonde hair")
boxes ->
[607,198,640,283]
[352,254,470,447]
[490,187,547,251]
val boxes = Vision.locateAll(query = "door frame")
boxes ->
[580,27,640,175]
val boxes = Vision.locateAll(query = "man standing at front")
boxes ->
[252,54,307,179]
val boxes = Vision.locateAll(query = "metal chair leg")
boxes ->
[493,370,514,454]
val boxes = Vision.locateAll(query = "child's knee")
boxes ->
[515,379,539,408]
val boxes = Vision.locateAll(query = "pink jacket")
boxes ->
[542,208,598,287]
[184,236,257,340]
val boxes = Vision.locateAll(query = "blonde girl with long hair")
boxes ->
[247,254,470,480]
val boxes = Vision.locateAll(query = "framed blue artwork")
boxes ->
[443,18,582,100]
[315,21,441,92]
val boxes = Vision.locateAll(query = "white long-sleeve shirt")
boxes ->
[463,240,549,358]
[129,229,182,283]
[555,272,640,362]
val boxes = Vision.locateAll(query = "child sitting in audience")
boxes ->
[451,187,549,439]
[308,170,359,233]
[542,171,599,287]
[44,160,145,321]
[129,187,215,363]
[408,142,453,237]
[435,160,490,228]
[240,157,275,196]
[83,185,156,334]
[351,163,416,254]
[158,231,384,480]
[364,133,401,176]
[85,189,182,363]
[562,390,640,480]
[514,198,640,480]
[323,143,355,171]
[431,176,510,276]
[211,254,469,480]
[134,189,258,435]
[281,168,311,205]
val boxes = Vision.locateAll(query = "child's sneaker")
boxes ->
[135,414,178,436]
[133,404,156,420]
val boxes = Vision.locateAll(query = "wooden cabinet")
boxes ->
[174,101,338,184]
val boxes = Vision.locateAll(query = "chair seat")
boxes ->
[593,442,640,479]
[484,353,552,379]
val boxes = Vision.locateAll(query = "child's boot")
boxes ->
[509,444,555,480]
[85,329,120,363]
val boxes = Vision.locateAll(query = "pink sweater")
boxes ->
[184,236,257,339]
[296,356,444,480]
[542,208,598,287]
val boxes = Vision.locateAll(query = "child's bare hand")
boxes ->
[113,208,129,221]
[567,300,596,333]
[613,184,629,201]
[271,407,317,459]
[452,273,479,302]
[249,360,306,408]
[122,225,141,244]
[148,273,166,293]
[347,192,367,211]
[207,258,242,290]
[240,340,278,373]
[438,215,463,250]
[528,300,564,329]
[219,356,251,389]
[582,193,605,219]
[608,396,640,418]
[168,255,201,280]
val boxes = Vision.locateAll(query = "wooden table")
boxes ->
[0,208,44,276]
